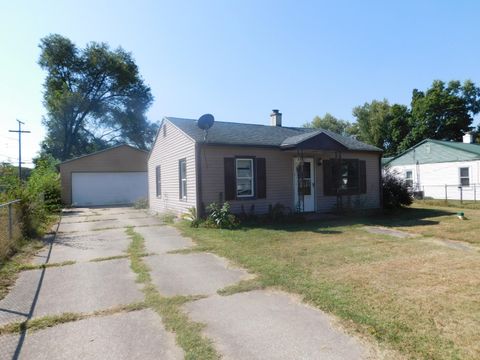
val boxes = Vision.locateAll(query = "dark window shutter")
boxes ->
[359,160,367,194]
[256,158,266,199]
[323,159,336,196]
[224,158,236,201]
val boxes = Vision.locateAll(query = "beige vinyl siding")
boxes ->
[200,145,293,214]
[59,145,148,205]
[148,120,197,215]
[200,146,381,214]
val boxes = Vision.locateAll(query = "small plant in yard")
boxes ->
[205,202,239,229]
[382,170,413,209]
[133,198,148,209]
[182,207,202,228]
[160,212,176,224]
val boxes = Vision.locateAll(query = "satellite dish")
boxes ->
[197,114,215,130]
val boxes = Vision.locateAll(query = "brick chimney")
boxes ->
[463,132,475,144]
[270,109,282,127]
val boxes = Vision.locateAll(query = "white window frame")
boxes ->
[179,159,187,200]
[404,169,413,188]
[459,167,470,187]
[236,158,254,198]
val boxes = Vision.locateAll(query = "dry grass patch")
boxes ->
[387,203,480,245]
[178,206,480,360]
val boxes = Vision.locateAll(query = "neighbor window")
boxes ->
[339,159,359,193]
[405,170,413,188]
[236,158,254,197]
[179,159,187,199]
[155,165,161,197]
[459,167,470,187]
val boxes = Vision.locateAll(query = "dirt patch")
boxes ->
[364,226,417,238]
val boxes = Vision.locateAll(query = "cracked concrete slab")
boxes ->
[135,226,193,254]
[32,228,130,264]
[145,253,249,296]
[0,310,183,360]
[185,290,370,360]
[0,259,143,326]
[58,216,163,233]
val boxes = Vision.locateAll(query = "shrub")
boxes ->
[382,170,413,209]
[206,202,239,229]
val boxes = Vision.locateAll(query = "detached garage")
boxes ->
[60,144,148,206]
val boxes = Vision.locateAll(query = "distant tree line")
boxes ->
[305,80,480,156]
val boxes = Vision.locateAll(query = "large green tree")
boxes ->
[304,113,356,135]
[352,99,410,155]
[405,80,480,147]
[39,34,157,161]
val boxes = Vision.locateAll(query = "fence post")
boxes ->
[445,185,447,203]
[459,186,463,204]
[8,203,13,240]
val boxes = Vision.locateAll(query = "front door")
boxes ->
[293,158,315,212]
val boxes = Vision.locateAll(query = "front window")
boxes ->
[236,158,254,197]
[339,159,359,193]
[459,167,470,187]
[179,159,187,199]
[405,170,413,188]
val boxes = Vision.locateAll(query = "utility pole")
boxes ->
[9,119,31,179]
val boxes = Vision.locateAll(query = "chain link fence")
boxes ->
[413,184,479,203]
[0,200,22,261]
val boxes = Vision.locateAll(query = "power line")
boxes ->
[8,119,31,179]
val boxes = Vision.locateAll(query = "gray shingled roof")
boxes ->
[166,117,382,152]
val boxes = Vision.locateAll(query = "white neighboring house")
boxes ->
[384,133,480,201]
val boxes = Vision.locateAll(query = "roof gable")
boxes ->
[386,139,480,166]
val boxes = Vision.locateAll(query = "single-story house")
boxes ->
[60,144,148,206]
[384,133,480,200]
[148,110,383,216]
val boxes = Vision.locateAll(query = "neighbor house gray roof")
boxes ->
[166,117,382,152]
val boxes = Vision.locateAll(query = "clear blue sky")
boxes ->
[1,0,479,165]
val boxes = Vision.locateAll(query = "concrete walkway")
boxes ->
[0,207,182,360]
[0,207,372,360]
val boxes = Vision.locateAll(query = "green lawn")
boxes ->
[178,203,480,360]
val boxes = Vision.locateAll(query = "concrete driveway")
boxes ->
[0,206,372,360]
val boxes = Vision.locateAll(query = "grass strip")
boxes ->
[217,278,264,296]
[89,254,130,262]
[125,226,219,360]
[0,302,147,336]
[16,260,76,271]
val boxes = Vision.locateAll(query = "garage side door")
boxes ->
[72,172,148,206]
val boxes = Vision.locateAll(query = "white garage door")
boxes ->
[72,172,148,206]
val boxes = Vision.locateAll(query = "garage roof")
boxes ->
[60,144,147,165]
